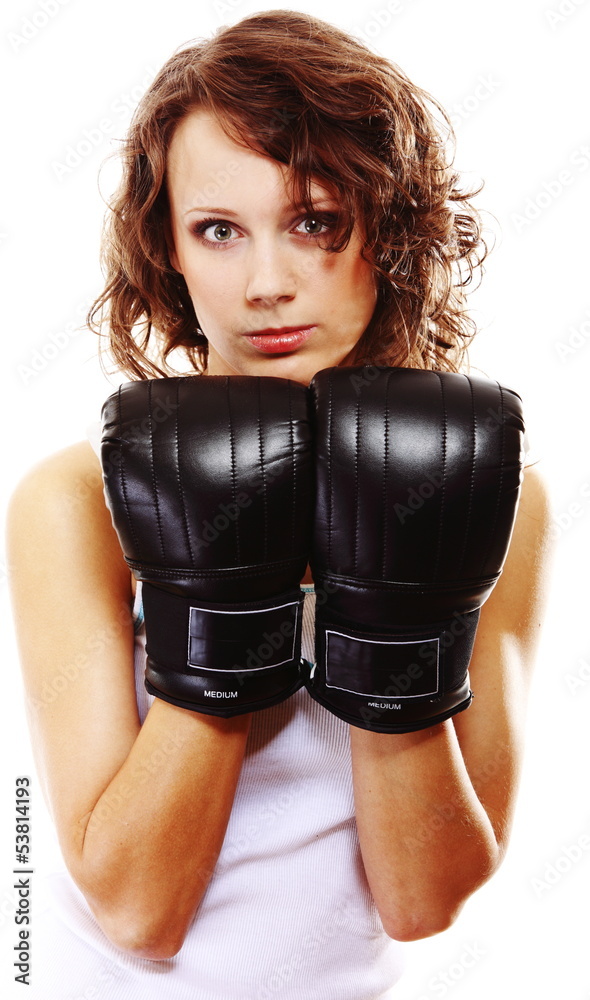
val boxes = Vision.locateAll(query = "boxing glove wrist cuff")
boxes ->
[142,583,305,716]
[305,606,478,733]
[127,555,309,599]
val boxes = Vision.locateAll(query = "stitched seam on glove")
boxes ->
[460,374,477,576]
[175,378,195,564]
[479,380,505,578]
[315,573,500,594]
[117,383,140,559]
[255,378,269,563]
[288,380,297,555]
[227,377,240,562]
[147,380,166,562]
[126,559,305,579]
[381,372,391,580]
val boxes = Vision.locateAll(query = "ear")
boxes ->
[164,215,182,273]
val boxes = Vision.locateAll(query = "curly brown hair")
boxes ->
[87,9,489,379]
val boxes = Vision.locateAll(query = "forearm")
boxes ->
[350,720,499,942]
[73,699,252,958]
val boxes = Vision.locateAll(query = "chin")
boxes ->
[258,351,356,386]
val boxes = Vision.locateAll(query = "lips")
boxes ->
[244,325,317,354]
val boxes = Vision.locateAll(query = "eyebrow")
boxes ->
[184,206,240,217]
[183,199,338,218]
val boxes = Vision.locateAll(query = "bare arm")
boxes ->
[7,442,251,959]
[349,465,554,941]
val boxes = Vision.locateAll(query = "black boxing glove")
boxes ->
[303,365,525,733]
[101,376,313,717]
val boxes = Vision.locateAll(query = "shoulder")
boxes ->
[511,462,553,559]
[7,441,131,601]
[475,461,553,659]
[8,440,102,511]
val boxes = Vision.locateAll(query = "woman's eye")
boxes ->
[192,219,237,244]
[192,213,336,246]
[295,216,329,235]
[207,222,235,242]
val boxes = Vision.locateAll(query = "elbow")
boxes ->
[94,906,188,960]
[112,929,186,962]
[73,871,191,960]
[383,845,502,943]
[69,850,200,960]
[382,903,462,943]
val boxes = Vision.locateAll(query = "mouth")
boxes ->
[243,325,317,354]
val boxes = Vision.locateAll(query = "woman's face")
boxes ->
[166,110,378,385]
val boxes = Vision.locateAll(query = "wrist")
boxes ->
[148,696,253,737]
[349,719,449,757]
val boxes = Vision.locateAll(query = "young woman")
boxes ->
[7,10,552,999]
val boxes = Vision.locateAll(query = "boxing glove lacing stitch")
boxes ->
[116,383,140,559]
[147,379,166,563]
[456,375,477,579]
[287,382,296,556]
[478,381,506,578]
[381,372,391,579]
[316,571,498,595]
[354,390,361,577]
[433,372,447,583]
[175,378,195,565]
[128,559,303,580]
[256,377,269,564]
[226,378,241,564]
[327,373,334,566]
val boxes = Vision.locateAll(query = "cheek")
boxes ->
[340,256,377,319]
[324,239,375,293]
[183,256,238,312]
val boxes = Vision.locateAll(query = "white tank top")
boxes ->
[27,425,405,999]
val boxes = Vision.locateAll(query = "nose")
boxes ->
[244,238,297,307]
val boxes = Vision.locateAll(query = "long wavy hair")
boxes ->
[87,9,489,379]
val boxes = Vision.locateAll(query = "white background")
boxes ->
[1,0,589,997]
